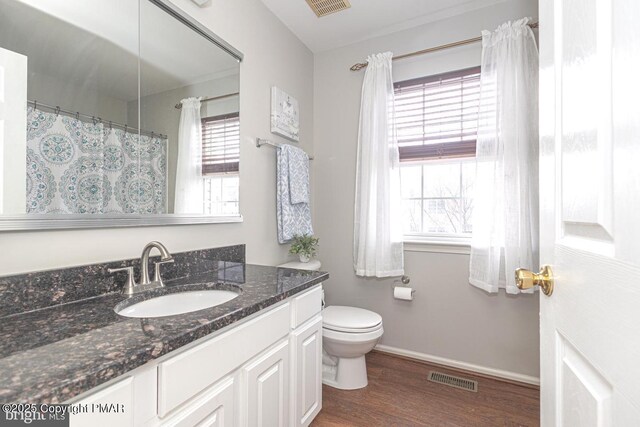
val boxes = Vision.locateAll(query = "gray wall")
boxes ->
[29,71,131,125]
[313,0,540,379]
[0,0,314,275]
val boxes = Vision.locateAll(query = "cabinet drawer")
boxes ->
[70,377,133,427]
[158,303,291,417]
[290,285,322,329]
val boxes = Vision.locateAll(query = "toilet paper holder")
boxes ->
[392,275,414,298]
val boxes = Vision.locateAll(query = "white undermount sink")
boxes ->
[115,289,239,318]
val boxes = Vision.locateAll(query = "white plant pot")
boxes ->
[299,254,311,263]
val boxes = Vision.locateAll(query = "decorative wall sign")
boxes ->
[270,86,299,142]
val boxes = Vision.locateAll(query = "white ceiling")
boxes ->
[260,0,507,52]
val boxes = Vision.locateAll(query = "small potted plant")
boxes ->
[289,234,319,263]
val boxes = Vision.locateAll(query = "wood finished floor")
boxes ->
[311,351,540,427]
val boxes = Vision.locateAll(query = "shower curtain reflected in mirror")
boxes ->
[26,107,167,214]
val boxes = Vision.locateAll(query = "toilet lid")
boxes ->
[323,306,382,333]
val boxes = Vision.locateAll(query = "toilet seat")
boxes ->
[323,306,383,333]
[323,323,382,333]
[322,325,384,342]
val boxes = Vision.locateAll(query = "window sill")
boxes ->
[403,236,471,255]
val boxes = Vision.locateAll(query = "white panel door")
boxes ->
[539,0,640,425]
[291,316,322,427]
[242,339,290,427]
[0,47,27,214]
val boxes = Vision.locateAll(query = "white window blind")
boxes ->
[394,67,481,162]
[201,112,239,175]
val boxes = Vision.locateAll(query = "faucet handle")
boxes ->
[108,266,137,296]
[153,258,174,286]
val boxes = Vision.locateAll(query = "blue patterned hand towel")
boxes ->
[276,144,313,243]
[287,146,310,204]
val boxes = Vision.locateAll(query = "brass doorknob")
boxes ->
[515,265,554,296]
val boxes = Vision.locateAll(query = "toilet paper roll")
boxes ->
[393,286,414,301]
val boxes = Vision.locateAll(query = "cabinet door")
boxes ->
[241,339,290,427]
[70,377,134,427]
[291,316,322,427]
[161,376,236,427]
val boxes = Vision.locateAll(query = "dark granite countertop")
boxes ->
[0,263,328,403]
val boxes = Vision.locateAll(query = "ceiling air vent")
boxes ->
[305,0,351,17]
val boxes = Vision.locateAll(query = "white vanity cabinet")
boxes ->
[69,284,323,427]
[289,286,323,427]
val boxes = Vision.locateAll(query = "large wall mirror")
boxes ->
[0,0,242,230]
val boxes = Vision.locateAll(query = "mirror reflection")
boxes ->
[0,0,240,218]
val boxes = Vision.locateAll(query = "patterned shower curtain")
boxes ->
[25,107,167,214]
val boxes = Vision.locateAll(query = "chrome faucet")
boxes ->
[140,241,174,286]
[108,241,174,296]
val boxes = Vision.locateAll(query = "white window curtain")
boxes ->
[469,18,539,294]
[175,97,204,214]
[353,52,404,278]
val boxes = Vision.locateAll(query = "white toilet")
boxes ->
[278,260,384,390]
[321,305,383,389]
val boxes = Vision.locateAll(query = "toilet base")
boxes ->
[322,355,368,390]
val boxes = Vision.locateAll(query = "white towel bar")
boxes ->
[255,138,314,160]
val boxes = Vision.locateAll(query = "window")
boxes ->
[201,113,240,215]
[395,67,480,238]
[201,112,239,175]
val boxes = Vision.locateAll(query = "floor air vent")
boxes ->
[305,0,351,17]
[428,371,478,392]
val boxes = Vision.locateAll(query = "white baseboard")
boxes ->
[374,344,540,386]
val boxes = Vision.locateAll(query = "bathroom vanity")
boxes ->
[0,245,327,427]
[71,285,323,427]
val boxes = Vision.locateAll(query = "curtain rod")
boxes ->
[174,92,239,109]
[29,100,167,139]
[256,138,314,160]
[349,22,539,71]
